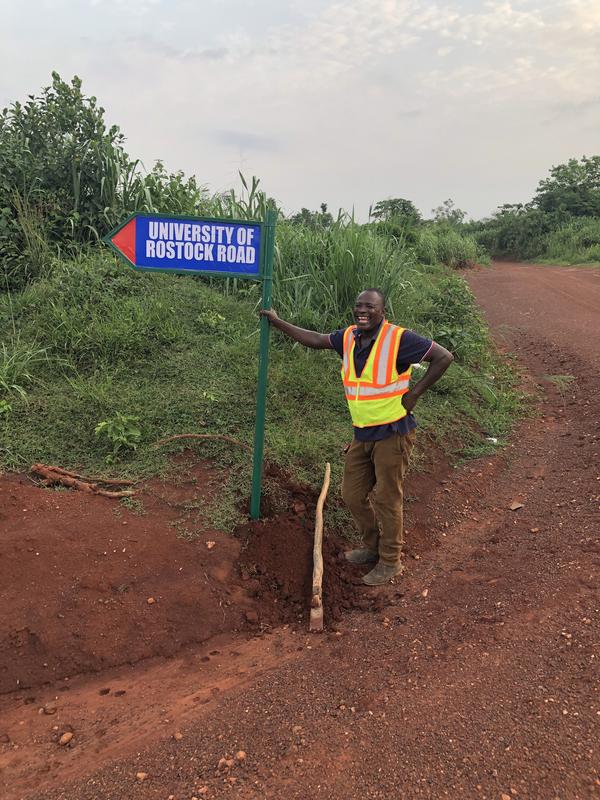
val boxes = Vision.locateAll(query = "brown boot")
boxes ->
[362,561,404,585]
[344,548,378,565]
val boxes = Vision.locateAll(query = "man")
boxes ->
[260,289,453,585]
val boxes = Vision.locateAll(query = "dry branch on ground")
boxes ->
[30,464,137,497]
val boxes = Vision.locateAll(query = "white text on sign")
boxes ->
[145,221,256,264]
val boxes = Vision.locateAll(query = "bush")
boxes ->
[0,74,213,291]
[415,224,480,268]
[414,274,488,362]
[468,205,563,260]
[273,218,416,331]
[95,412,142,459]
[13,254,185,367]
[545,218,600,263]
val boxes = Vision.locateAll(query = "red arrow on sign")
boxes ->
[109,216,137,265]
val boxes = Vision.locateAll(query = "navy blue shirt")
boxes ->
[329,325,433,441]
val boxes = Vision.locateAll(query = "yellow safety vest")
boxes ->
[341,321,412,428]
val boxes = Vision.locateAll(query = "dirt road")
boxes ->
[1,261,599,799]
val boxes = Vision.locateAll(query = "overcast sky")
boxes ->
[1,0,599,220]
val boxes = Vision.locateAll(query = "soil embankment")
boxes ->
[1,260,599,799]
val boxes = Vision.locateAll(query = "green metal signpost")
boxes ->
[249,206,276,519]
[104,206,277,521]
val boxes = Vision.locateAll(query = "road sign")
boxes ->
[105,213,263,278]
[104,209,276,520]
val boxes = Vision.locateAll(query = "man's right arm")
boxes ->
[259,309,333,350]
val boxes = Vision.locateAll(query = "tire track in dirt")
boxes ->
[5,261,600,800]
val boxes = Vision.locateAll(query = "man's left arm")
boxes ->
[402,342,454,413]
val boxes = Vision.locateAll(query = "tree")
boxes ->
[432,198,466,227]
[370,198,421,226]
[0,73,206,289]
[289,202,334,228]
[0,72,132,237]
[0,72,135,286]
[470,203,560,260]
[534,156,600,217]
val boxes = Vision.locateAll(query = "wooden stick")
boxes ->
[30,464,136,498]
[32,464,135,486]
[309,462,331,632]
[154,433,252,453]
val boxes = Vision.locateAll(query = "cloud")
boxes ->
[396,108,423,119]
[89,0,160,8]
[123,34,229,62]
[2,0,600,218]
[411,0,600,109]
[544,95,600,122]
[214,130,280,153]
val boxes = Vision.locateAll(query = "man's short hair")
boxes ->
[361,288,386,307]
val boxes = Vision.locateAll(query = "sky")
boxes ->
[1,0,599,220]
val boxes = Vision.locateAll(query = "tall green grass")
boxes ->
[0,336,47,402]
[544,218,600,263]
[0,248,518,461]
[415,225,485,268]
[273,219,416,330]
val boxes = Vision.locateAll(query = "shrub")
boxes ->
[414,274,488,363]
[273,218,416,331]
[0,74,213,291]
[545,218,600,263]
[467,205,562,260]
[95,412,142,459]
[415,224,480,268]
[14,254,184,367]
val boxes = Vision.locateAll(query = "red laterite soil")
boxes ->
[1,261,599,800]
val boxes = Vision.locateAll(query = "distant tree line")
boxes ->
[297,159,600,264]
[467,156,600,261]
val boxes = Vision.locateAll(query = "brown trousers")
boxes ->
[341,430,415,567]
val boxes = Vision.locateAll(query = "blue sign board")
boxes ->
[105,214,263,278]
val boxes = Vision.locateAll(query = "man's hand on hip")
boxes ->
[403,343,454,411]
[402,390,418,414]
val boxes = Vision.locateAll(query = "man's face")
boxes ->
[353,291,385,333]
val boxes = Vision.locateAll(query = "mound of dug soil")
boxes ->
[239,514,402,625]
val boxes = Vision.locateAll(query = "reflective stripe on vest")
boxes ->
[341,321,412,428]
[344,378,410,399]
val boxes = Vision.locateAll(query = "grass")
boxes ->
[532,258,600,268]
[267,218,416,331]
[415,224,487,268]
[0,246,522,532]
[542,373,576,408]
[0,335,48,401]
[543,218,600,264]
